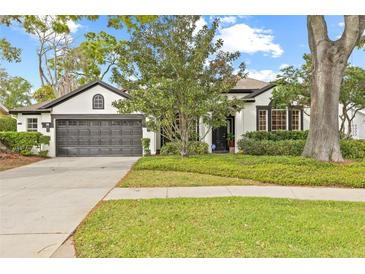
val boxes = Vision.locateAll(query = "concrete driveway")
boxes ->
[0,157,139,258]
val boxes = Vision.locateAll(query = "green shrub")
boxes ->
[243,130,309,141]
[0,116,17,132]
[141,138,151,155]
[188,141,209,155]
[0,132,50,156]
[160,142,180,155]
[161,141,209,156]
[38,150,49,157]
[237,138,365,159]
[340,140,365,159]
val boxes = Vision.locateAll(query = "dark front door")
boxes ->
[56,119,143,156]
[212,125,228,152]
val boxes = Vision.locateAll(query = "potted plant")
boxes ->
[226,132,235,153]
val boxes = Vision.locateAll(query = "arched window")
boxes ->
[93,94,104,109]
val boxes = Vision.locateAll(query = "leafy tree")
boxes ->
[112,16,246,156]
[0,38,21,63]
[273,54,365,139]
[339,66,365,138]
[272,54,312,112]
[33,85,56,103]
[0,69,32,109]
[56,31,128,85]
[303,15,365,162]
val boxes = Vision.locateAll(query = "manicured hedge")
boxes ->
[0,132,50,156]
[161,141,209,156]
[243,130,309,141]
[237,138,365,159]
[0,116,17,132]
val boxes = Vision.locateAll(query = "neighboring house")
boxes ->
[10,78,364,157]
[350,109,365,140]
[0,102,9,116]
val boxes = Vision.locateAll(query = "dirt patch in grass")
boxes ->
[0,151,45,171]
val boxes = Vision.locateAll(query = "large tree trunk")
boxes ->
[303,15,365,162]
[302,55,345,161]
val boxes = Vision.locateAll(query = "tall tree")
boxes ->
[303,16,364,162]
[273,54,365,139]
[0,69,32,109]
[339,66,365,138]
[112,16,246,156]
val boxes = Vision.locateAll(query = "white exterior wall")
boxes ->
[15,84,157,157]
[16,112,52,155]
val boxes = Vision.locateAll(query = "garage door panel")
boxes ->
[56,119,142,156]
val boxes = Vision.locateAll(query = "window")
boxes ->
[27,118,38,132]
[258,110,268,131]
[291,109,301,130]
[93,94,104,109]
[271,109,287,131]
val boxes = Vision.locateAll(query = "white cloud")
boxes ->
[216,23,284,58]
[279,64,290,70]
[338,22,345,27]
[248,69,278,82]
[219,16,237,25]
[193,17,208,36]
[67,21,82,33]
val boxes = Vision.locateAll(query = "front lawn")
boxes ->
[0,151,44,171]
[132,154,365,188]
[74,197,365,257]
[118,170,260,187]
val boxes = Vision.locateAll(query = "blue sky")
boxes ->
[1,15,365,90]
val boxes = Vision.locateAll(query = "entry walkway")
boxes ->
[105,185,365,202]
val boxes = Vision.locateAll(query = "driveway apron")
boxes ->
[0,157,138,258]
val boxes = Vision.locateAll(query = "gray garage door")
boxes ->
[56,119,143,156]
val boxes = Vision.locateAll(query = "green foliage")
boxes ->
[0,38,21,63]
[243,130,309,141]
[38,150,49,157]
[0,116,16,131]
[272,54,312,108]
[238,139,305,156]
[39,135,50,145]
[161,141,209,156]
[340,139,365,159]
[134,154,365,188]
[112,16,246,156]
[0,69,32,109]
[0,132,41,155]
[0,132,50,156]
[339,66,365,137]
[32,85,55,103]
[141,137,151,155]
[237,138,365,159]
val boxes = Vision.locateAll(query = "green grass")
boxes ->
[132,154,365,188]
[74,197,365,258]
[118,170,261,187]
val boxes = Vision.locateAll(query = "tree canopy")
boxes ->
[272,53,365,139]
[112,16,246,156]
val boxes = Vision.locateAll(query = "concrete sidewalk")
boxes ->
[105,185,365,202]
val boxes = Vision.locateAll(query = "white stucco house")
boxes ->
[9,78,365,157]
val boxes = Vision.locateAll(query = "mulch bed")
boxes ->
[0,151,45,171]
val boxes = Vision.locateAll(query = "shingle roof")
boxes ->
[232,77,270,90]
[9,80,129,113]
[229,77,275,100]
[9,101,52,114]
